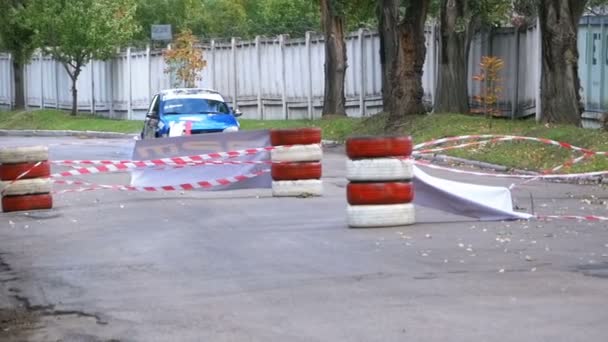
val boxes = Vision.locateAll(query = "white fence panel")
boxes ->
[0,54,12,107]
[1,19,606,123]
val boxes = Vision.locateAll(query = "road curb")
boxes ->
[0,129,137,139]
[417,153,606,185]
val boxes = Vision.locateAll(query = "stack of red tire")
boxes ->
[270,128,323,197]
[0,146,53,213]
[345,136,415,228]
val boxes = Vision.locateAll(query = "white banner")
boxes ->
[130,130,272,190]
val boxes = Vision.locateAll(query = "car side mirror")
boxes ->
[146,112,157,119]
[233,108,243,117]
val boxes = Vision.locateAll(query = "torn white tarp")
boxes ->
[413,166,533,221]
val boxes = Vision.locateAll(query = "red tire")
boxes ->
[0,161,51,181]
[347,182,414,205]
[346,136,413,159]
[270,128,322,146]
[271,162,322,181]
[2,194,53,213]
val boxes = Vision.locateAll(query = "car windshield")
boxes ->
[162,98,230,115]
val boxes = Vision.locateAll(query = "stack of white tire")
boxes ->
[270,128,323,197]
[345,136,415,228]
[0,146,53,213]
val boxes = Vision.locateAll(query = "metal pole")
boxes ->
[430,24,437,109]
[146,44,152,104]
[127,47,132,120]
[511,28,520,120]
[535,17,542,122]
[306,31,313,120]
[586,16,593,110]
[55,58,60,109]
[255,36,263,120]
[109,56,114,118]
[23,63,28,110]
[90,59,95,114]
[7,53,13,110]
[280,34,287,120]
[210,40,216,89]
[358,29,367,117]
[600,17,606,111]
[231,37,238,109]
[39,51,44,109]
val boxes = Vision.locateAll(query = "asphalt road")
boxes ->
[1,136,608,342]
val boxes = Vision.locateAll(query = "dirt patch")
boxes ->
[0,307,40,341]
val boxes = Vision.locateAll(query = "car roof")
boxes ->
[159,88,225,102]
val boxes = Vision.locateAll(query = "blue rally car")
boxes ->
[140,88,242,139]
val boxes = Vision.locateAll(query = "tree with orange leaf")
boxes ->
[164,29,207,88]
[472,55,504,119]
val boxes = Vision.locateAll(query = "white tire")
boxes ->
[346,158,413,181]
[271,144,322,162]
[272,179,323,197]
[1,178,52,196]
[347,203,416,228]
[0,146,48,164]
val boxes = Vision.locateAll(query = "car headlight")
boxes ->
[223,126,239,132]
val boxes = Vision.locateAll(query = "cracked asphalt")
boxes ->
[1,136,608,342]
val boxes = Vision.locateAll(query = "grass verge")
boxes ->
[0,109,143,133]
[1,109,607,173]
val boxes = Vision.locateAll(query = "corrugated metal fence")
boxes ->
[0,18,606,122]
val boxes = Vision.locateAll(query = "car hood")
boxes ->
[162,113,239,130]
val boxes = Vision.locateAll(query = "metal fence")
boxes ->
[0,17,606,124]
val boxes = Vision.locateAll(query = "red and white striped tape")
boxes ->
[51,146,278,166]
[0,161,43,196]
[413,134,607,156]
[413,134,607,181]
[413,159,608,179]
[51,160,274,178]
[53,170,270,194]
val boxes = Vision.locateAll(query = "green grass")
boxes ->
[0,109,143,133]
[2,109,607,173]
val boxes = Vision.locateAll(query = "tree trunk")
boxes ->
[538,0,587,125]
[12,61,25,109]
[66,65,82,116]
[320,0,347,116]
[378,0,399,113]
[435,0,473,114]
[379,0,429,129]
[71,77,78,116]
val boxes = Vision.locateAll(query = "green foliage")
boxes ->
[249,0,319,37]
[0,0,35,63]
[27,0,140,64]
[134,0,206,41]
[200,0,251,38]
[131,0,374,40]
[429,0,511,28]
[344,0,377,31]
[469,0,512,27]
